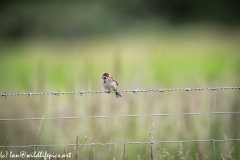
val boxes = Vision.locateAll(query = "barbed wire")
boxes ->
[1,86,239,98]
[1,139,240,148]
[1,87,239,159]
[0,112,239,121]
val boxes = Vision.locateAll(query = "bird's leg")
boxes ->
[105,90,111,94]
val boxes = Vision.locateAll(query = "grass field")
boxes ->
[0,25,240,159]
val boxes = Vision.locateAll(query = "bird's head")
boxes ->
[102,72,109,79]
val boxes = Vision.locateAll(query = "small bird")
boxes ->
[102,72,122,98]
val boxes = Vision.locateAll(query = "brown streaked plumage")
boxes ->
[101,72,122,98]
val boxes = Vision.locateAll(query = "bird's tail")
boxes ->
[115,90,122,98]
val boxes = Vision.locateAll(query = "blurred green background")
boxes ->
[0,1,240,159]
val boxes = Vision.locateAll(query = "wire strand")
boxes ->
[1,86,239,98]
[1,139,240,148]
[0,112,239,121]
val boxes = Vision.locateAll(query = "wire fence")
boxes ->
[1,86,239,98]
[1,86,239,159]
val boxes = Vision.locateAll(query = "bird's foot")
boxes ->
[105,90,111,94]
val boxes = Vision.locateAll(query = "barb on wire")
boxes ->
[27,92,32,98]
[53,90,60,96]
[132,89,138,94]
[0,112,239,121]
[79,91,84,96]
[1,139,239,148]
[0,86,239,98]
[212,86,217,90]
[1,92,6,99]
[184,88,191,93]
[158,89,164,93]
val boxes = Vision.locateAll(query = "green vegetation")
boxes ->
[0,26,240,159]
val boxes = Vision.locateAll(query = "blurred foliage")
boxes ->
[0,1,240,40]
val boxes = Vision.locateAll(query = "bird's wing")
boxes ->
[110,76,118,86]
